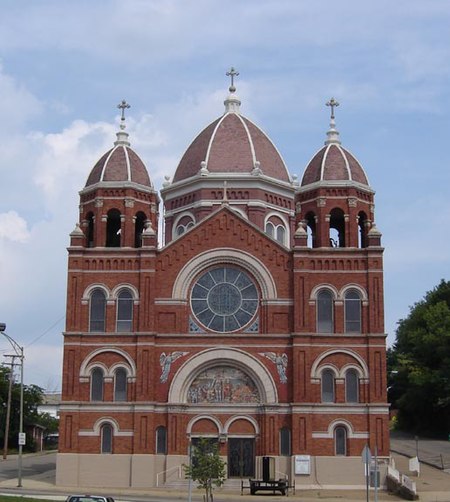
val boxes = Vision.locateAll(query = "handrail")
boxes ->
[156,464,182,487]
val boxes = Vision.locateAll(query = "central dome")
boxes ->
[173,92,290,183]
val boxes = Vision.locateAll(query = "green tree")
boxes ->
[389,279,450,436]
[184,438,226,502]
[0,367,54,452]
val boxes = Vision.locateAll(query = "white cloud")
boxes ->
[0,211,30,243]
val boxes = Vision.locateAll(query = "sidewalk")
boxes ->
[0,452,449,502]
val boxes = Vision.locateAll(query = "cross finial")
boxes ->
[326,97,339,120]
[117,100,131,130]
[226,67,239,93]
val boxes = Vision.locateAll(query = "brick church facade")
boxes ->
[56,75,389,489]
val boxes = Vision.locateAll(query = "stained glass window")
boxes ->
[191,267,258,332]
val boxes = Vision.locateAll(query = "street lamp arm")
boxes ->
[1,330,24,357]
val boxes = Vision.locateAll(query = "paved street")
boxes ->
[0,444,449,502]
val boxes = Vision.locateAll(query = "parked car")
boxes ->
[66,496,114,502]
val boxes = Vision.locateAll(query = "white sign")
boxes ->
[361,445,372,464]
[295,455,311,475]
[18,432,26,446]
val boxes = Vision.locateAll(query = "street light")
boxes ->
[0,323,24,487]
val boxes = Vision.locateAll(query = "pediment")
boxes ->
[157,206,292,275]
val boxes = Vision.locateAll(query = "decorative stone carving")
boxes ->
[260,352,288,384]
[159,351,188,383]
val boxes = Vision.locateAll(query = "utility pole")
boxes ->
[2,357,16,459]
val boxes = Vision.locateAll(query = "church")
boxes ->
[56,69,389,489]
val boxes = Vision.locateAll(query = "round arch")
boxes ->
[168,347,278,404]
[172,249,277,300]
[224,415,260,435]
[79,347,137,378]
[310,348,369,379]
[187,415,223,435]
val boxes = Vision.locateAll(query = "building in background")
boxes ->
[57,72,389,489]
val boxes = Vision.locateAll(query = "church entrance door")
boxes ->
[228,438,255,478]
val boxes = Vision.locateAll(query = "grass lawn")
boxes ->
[0,497,56,502]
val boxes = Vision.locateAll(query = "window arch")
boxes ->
[321,369,335,403]
[90,288,106,332]
[329,208,345,247]
[156,426,167,454]
[345,369,359,403]
[174,214,195,238]
[114,367,127,401]
[358,211,368,248]
[106,208,121,247]
[280,427,291,456]
[305,212,316,248]
[116,289,133,332]
[334,426,347,455]
[86,212,95,248]
[317,290,333,333]
[91,367,104,401]
[265,215,288,246]
[345,289,361,333]
[101,423,113,453]
[134,211,146,248]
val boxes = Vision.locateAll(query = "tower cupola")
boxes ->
[74,101,159,249]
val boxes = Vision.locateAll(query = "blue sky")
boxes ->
[0,0,449,390]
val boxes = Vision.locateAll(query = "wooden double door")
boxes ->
[228,438,255,478]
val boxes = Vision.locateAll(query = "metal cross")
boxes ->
[117,100,131,122]
[226,67,239,92]
[326,97,339,120]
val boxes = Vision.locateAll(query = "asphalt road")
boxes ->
[0,451,56,483]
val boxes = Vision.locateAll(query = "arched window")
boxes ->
[101,423,113,454]
[116,289,133,332]
[265,219,287,245]
[91,368,104,401]
[106,209,121,247]
[345,290,361,333]
[276,225,286,245]
[114,368,127,401]
[156,426,167,454]
[305,212,316,248]
[86,212,94,248]
[280,427,291,456]
[317,290,333,333]
[358,211,368,248]
[334,426,347,456]
[174,216,195,238]
[265,221,274,238]
[345,369,359,403]
[90,289,106,332]
[329,208,345,247]
[321,369,335,403]
[134,212,146,248]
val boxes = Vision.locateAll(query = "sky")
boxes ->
[0,0,449,391]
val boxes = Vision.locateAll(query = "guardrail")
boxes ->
[156,465,182,487]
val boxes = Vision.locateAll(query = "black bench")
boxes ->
[242,478,288,496]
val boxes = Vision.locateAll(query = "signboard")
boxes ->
[18,432,26,446]
[294,455,311,475]
[361,445,372,464]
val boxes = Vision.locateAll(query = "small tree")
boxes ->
[184,437,226,502]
